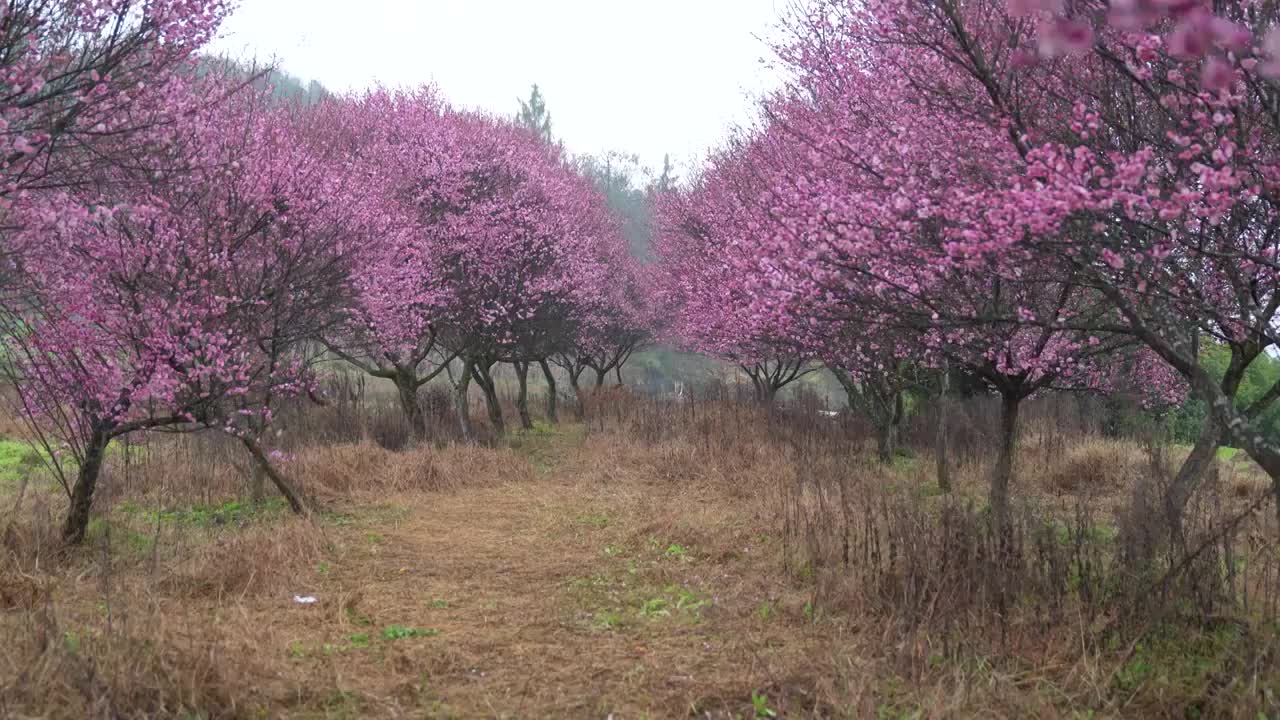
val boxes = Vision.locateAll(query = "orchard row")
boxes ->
[0,3,650,542]
[651,0,1280,537]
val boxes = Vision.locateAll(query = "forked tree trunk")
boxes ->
[472,361,505,436]
[240,435,307,514]
[514,361,534,431]
[1167,415,1223,534]
[749,373,777,405]
[394,370,426,440]
[875,390,905,464]
[833,368,897,466]
[539,359,559,424]
[63,427,111,544]
[936,370,952,493]
[594,368,607,387]
[250,463,267,504]
[1163,341,1242,532]
[876,421,898,465]
[455,357,475,442]
[245,415,267,503]
[991,391,1022,548]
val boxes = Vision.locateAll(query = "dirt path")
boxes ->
[262,439,832,718]
[321,479,613,716]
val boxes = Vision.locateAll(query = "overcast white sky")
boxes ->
[209,0,788,175]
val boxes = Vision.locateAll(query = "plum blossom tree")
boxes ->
[551,254,657,398]
[1004,0,1280,522]
[820,0,1280,524]
[5,79,364,543]
[313,87,626,440]
[652,142,818,407]
[308,88,458,440]
[504,183,625,430]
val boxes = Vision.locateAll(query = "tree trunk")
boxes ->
[748,372,776,405]
[240,436,307,514]
[936,369,952,493]
[394,370,426,440]
[539,359,559,424]
[455,357,475,442]
[246,415,267,503]
[833,368,898,464]
[473,361,505,436]
[63,427,111,544]
[875,390,905,464]
[615,365,624,386]
[569,369,584,400]
[250,463,266,504]
[991,391,1022,547]
[1161,340,1241,533]
[876,422,898,465]
[594,368,607,387]
[1166,414,1223,534]
[514,361,534,431]
[759,383,777,405]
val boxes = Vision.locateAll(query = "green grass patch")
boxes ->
[85,518,154,554]
[646,537,695,562]
[508,422,584,474]
[118,497,289,528]
[1111,621,1253,710]
[575,511,611,529]
[0,439,41,482]
[567,571,710,630]
[380,625,439,640]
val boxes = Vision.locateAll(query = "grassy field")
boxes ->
[1,399,1278,718]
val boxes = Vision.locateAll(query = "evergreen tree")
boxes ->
[516,84,553,143]
[578,151,654,259]
[652,154,678,193]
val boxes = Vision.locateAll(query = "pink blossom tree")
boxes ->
[550,254,657,400]
[307,88,459,440]
[652,143,819,407]
[6,79,363,543]
[504,168,628,428]
[822,0,1280,522]
[312,87,626,439]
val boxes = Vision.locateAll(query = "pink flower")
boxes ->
[1168,14,1212,59]
[1209,17,1251,51]
[1006,0,1062,18]
[1039,18,1095,57]
[1200,56,1235,91]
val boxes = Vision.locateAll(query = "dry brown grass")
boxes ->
[3,607,244,719]
[0,394,1278,718]
[295,441,534,498]
[1041,437,1150,496]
